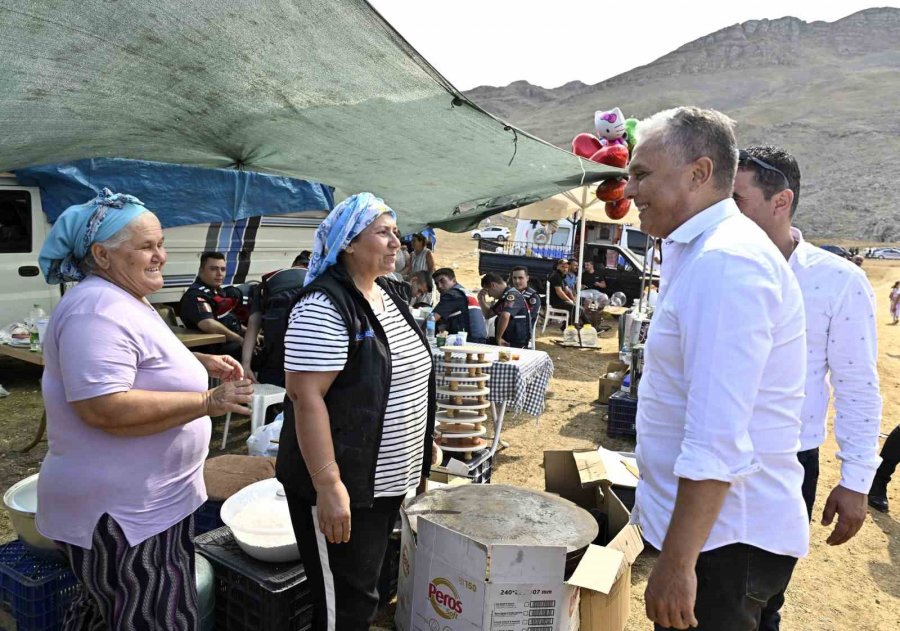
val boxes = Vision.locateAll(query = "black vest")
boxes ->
[275,264,436,507]
[496,287,531,348]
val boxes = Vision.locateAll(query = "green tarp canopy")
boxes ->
[0,0,622,232]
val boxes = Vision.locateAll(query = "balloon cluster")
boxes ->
[571,107,637,220]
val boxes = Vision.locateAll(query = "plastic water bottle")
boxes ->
[580,324,598,348]
[29,322,40,351]
[28,304,46,352]
[27,304,46,326]
[563,325,579,345]
[425,313,437,346]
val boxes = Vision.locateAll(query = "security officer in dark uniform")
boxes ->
[510,265,541,329]
[478,272,531,348]
[179,251,245,359]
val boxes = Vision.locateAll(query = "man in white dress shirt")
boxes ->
[733,145,882,630]
[624,107,810,630]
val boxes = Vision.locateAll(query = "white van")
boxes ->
[0,176,325,326]
[511,218,647,260]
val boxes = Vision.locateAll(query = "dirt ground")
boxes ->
[1,230,898,630]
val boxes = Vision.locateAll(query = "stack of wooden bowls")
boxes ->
[435,346,492,460]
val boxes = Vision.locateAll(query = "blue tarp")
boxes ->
[15,158,334,228]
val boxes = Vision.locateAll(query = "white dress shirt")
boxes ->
[789,227,882,493]
[634,199,809,559]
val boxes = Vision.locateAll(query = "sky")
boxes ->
[369,0,899,90]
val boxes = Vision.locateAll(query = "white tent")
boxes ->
[504,185,639,225]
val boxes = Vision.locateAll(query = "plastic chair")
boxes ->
[541,281,570,333]
[221,383,287,449]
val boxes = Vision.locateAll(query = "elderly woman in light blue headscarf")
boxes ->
[36,189,253,631]
[275,192,437,630]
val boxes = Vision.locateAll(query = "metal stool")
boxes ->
[221,383,287,449]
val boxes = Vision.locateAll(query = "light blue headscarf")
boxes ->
[39,188,149,284]
[305,192,396,285]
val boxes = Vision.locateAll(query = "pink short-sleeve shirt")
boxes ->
[37,276,211,549]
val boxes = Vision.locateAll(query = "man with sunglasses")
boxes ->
[733,145,882,630]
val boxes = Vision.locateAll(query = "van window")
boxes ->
[626,229,648,256]
[0,191,32,253]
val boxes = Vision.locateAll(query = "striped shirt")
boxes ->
[284,289,431,496]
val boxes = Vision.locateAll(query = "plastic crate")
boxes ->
[194,527,313,631]
[606,391,637,438]
[0,540,79,631]
[194,500,225,535]
[469,450,493,484]
[437,449,493,484]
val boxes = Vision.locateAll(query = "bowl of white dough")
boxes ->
[220,478,300,563]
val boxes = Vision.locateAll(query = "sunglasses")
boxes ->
[738,150,790,188]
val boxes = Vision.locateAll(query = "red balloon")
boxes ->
[572,133,603,159]
[605,198,631,220]
[590,144,630,168]
[596,179,626,202]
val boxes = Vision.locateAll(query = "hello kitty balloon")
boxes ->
[594,107,628,147]
[569,106,633,220]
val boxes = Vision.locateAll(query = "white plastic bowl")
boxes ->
[220,478,300,563]
[2,473,60,557]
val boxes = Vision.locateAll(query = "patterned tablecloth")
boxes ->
[432,343,554,417]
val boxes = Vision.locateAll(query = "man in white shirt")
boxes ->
[733,145,882,629]
[624,107,809,631]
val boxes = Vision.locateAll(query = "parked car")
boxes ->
[873,247,900,260]
[819,245,853,260]
[471,225,510,241]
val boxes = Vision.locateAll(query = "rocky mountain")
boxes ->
[464,8,900,242]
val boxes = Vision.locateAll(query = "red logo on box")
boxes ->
[428,578,463,619]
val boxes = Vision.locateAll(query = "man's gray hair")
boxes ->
[636,107,738,192]
[78,212,149,275]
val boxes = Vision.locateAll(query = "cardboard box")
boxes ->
[597,361,628,404]
[395,505,418,631]
[396,463,641,631]
[544,450,644,631]
[411,518,577,631]
[396,473,472,631]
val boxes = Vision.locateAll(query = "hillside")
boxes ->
[464,8,900,241]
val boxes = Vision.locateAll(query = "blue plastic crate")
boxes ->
[0,540,79,631]
[607,390,637,438]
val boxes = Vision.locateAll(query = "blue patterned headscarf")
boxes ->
[305,192,396,285]
[38,188,149,284]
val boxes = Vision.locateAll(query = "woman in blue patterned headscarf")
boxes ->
[276,192,438,630]
[38,188,149,283]
[304,191,395,285]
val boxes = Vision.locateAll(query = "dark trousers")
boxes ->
[655,543,798,631]
[285,492,403,631]
[758,448,819,630]
[874,425,900,487]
